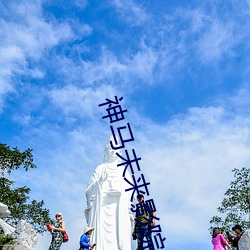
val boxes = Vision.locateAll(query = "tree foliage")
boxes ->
[0,144,36,175]
[210,167,250,232]
[0,143,52,233]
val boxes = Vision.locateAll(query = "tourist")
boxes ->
[48,212,66,250]
[231,225,244,250]
[132,194,156,250]
[226,231,238,249]
[212,227,232,250]
[79,227,96,250]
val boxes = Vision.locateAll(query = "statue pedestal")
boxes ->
[1,245,26,250]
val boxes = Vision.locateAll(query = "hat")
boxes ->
[84,227,95,234]
[232,225,243,231]
[55,212,63,218]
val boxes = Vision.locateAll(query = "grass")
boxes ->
[0,234,14,247]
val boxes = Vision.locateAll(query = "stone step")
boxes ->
[1,245,26,250]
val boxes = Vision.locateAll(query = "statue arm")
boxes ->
[86,170,99,208]
[0,218,15,235]
[86,164,105,205]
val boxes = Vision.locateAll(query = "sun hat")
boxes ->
[84,227,95,234]
[55,212,63,218]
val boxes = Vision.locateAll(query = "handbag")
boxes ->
[62,231,69,242]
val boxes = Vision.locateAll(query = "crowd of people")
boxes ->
[47,211,247,250]
[47,201,157,250]
[212,224,245,250]
[47,212,97,250]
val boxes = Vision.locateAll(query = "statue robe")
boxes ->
[85,163,133,250]
[239,229,250,250]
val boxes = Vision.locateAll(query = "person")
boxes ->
[85,136,134,250]
[211,227,232,250]
[132,194,156,250]
[79,227,96,250]
[230,225,244,250]
[226,231,237,250]
[48,212,66,250]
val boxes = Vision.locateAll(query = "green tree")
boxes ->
[0,143,52,233]
[210,167,250,232]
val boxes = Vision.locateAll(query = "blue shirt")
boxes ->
[79,234,90,250]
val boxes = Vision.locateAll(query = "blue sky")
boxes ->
[1,0,250,249]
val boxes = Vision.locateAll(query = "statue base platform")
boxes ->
[1,245,26,250]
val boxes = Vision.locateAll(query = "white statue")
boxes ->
[85,136,134,250]
[13,220,38,250]
[0,203,38,250]
[0,202,15,235]
[239,229,250,250]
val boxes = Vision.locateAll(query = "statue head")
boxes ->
[0,202,10,218]
[103,135,122,163]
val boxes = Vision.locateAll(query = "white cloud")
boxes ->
[127,43,158,84]
[0,1,73,57]
[130,105,250,247]
[73,0,87,9]
[48,84,117,119]
[81,48,127,85]
[196,20,235,63]
[160,7,240,67]
[222,84,250,115]
[81,45,158,86]
[0,45,25,110]
[188,8,210,33]
[0,1,74,110]
[112,0,148,26]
